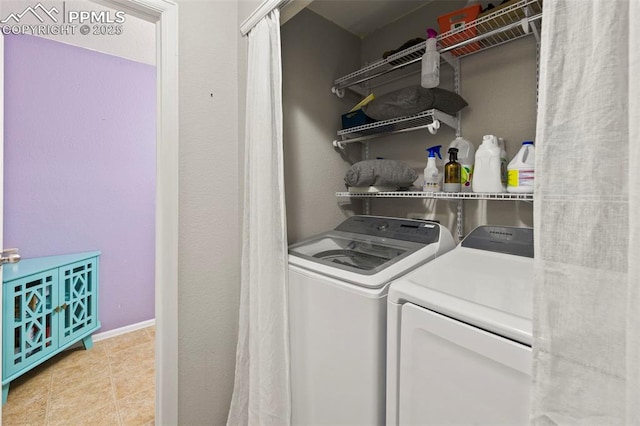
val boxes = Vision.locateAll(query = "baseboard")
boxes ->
[93,318,156,342]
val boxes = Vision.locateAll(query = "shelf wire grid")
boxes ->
[332,0,542,91]
[440,0,542,57]
[338,109,435,137]
[336,191,534,201]
[337,109,456,141]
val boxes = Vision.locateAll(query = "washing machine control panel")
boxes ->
[462,225,534,258]
[335,216,440,245]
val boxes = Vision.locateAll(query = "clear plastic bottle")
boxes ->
[507,141,535,193]
[421,29,440,88]
[447,136,475,191]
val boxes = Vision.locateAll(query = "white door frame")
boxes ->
[0,27,4,426]
[0,0,179,423]
[100,1,179,424]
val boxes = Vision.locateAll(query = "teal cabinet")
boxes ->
[2,251,101,404]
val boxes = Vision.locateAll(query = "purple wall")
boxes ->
[4,35,156,332]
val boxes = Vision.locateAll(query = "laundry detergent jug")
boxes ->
[473,135,504,193]
[507,141,535,193]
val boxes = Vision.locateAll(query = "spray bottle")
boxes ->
[423,145,442,192]
[421,28,440,88]
[443,147,461,192]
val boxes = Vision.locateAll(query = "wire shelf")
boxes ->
[336,191,534,201]
[332,0,542,92]
[335,109,457,145]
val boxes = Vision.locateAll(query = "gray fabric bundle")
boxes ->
[344,160,417,188]
[362,86,467,120]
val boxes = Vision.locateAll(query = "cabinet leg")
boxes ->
[82,335,94,350]
[2,383,9,405]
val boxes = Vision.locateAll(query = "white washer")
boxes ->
[288,215,454,426]
[386,225,534,426]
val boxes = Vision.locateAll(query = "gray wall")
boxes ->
[283,1,535,240]
[177,1,240,424]
[363,2,536,234]
[281,9,363,243]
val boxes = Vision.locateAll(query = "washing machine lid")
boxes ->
[290,233,415,272]
[289,216,450,289]
[389,226,534,345]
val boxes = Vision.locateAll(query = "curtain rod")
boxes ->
[240,0,291,36]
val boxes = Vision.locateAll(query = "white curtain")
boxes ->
[228,9,291,426]
[533,0,639,423]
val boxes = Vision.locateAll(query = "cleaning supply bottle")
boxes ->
[446,136,475,191]
[443,147,461,192]
[423,145,442,192]
[498,137,508,191]
[473,135,504,193]
[421,29,440,88]
[507,141,535,193]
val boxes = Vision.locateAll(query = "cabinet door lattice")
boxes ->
[59,259,98,347]
[4,271,58,378]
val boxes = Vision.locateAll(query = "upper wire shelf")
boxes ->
[331,0,543,94]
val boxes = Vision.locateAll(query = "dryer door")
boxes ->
[398,303,531,425]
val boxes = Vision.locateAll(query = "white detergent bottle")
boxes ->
[507,141,535,193]
[423,145,442,192]
[498,137,508,191]
[447,136,475,192]
[421,29,440,88]
[473,135,504,193]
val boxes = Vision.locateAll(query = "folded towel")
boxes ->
[345,160,418,188]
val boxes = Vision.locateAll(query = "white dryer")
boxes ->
[288,215,454,426]
[386,225,534,426]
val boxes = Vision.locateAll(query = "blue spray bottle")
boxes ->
[424,145,442,192]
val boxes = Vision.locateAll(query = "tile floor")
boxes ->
[2,326,155,425]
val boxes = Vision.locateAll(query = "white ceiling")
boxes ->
[306,0,434,39]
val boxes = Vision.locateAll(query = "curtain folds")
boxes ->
[627,0,640,423]
[533,0,637,423]
[227,9,291,426]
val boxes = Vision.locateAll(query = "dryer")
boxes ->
[386,225,534,426]
[288,215,454,426]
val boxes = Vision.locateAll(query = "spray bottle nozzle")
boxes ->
[427,28,438,39]
[426,145,442,160]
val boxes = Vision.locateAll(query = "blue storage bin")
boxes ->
[341,109,376,129]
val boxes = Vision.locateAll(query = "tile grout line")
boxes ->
[108,330,156,425]
[44,363,55,425]
[104,339,125,426]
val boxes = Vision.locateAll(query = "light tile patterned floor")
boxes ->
[2,326,155,425]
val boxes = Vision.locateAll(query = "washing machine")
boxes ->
[288,215,455,426]
[386,225,534,426]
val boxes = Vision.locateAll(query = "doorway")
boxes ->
[0,0,178,423]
